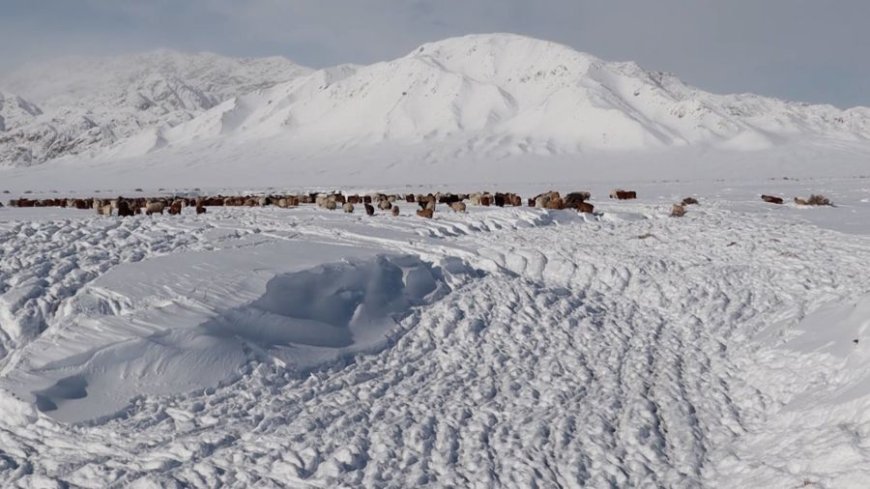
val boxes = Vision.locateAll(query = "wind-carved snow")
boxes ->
[1,189,870,487]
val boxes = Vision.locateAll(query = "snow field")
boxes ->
[0,192,868,487]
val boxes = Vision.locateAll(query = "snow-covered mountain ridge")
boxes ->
[2,33,869,171]
[0,50,309,165]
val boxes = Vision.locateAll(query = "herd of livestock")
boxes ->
[1,189,831,218]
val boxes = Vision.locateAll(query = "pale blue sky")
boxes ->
[1,0,867,108]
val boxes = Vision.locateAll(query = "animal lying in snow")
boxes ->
[609,189,637,200]
[761,194,784,204]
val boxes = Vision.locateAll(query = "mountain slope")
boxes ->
[146,33,870,161]
[0,50,309,166]
[1,34,869,180]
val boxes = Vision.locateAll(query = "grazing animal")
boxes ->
[795,194,833,206]
[96,204,113,216]
[681,197,699,206]
[168,201,183,215]
[343,202,354,213]
[761,194,784,204]
[348,195,361,204]
[117,200,135,217]
[577,202,594,214]
[145,202,165,216]
[416,208,434,219]
[564,192,592,209]
[546,195,565,210]
[479,195,491,206]
[405,194,416,203]
[365,203,375,216]
[609,189,637,200]
[378,199,392,210]
[391,205,400,216]
[325,200,337,211]
[671,204,686,217]
[450,201,467,213]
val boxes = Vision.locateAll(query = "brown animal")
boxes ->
[97,204,113,216]
[450,201,467,213]
[378,199,392,211]
[609,189,637,200]
[564,192,592,209]
[671,204,686,217]
[546,196,565,210]
[416,208,434,219]
[577,202,594,214]
[795,194,833,206]
[196,204,207,215]
[168,201,183,215]
[343,202,354,213]
[364,203,375,216]
[761,194,784,204]
[405,194,416,203]
[391,205,400,216]
[681,197,699,206]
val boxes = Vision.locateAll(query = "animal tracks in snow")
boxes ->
[0,201,869,488]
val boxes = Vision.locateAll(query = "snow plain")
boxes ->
[0,177,869,488]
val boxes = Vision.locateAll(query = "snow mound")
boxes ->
[6,250,459,423]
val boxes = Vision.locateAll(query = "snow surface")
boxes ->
[1,180,870,487]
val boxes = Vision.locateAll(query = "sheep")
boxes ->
[795,194,833,206]
[546,195,565,210]
[378,199,392,211]
[343,202,354,213]
[761,194,784,204]
[96,204,113,216]
[365,203,375,216]
[450,201,467,213]
[564,192,592,209]
[391,205,400,216]
[145,201,165,216]
[196,204,207,215]
[609,189,637,200]
[167,201,183,215]
[671,204,686,217]
[681,197,699,206]
[417,208,434,219]
[117,200,135,217]
[325,200,337,211]
[577,202,594,214]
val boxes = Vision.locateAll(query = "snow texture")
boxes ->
[1,178,870,487]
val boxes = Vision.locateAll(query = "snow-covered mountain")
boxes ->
[0,50,309,165]
[141,33,870,160]
[2,33,869,180]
